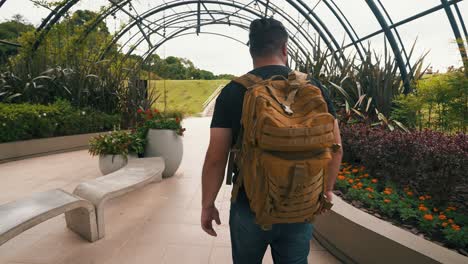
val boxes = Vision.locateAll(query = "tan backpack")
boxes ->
[227,70,339,227]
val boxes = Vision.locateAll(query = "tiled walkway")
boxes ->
[0,117,340,264]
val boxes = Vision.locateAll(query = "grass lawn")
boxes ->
[148,79,229,115]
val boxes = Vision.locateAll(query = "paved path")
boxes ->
[0,117,340,264]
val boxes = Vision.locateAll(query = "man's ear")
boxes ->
[281,42,288,57]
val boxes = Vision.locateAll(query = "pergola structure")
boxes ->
[0,0,467,93]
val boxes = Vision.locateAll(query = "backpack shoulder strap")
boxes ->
[232,73,263,89]
[288,70,309,83]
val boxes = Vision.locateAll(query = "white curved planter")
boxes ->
[98,155,128,175]
[145,129,183,178]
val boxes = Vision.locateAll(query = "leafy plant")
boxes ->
[299,38,427,126]
[88,130,145,157]
[136,108,186,137]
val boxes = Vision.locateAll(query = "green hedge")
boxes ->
[0,100,120,143]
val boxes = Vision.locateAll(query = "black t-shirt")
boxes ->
[210,65,336,145]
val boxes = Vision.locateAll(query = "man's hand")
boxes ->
[318,190,334,215]
[324,190,333,203]
[201,206,221,236]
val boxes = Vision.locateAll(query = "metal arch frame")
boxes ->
[99,7,311,65]
[103,10,309,65]
[25,0,345,67]
[120,20,308,74]
[116,25,305,82]
[98,0,325,63]
[1,0,466,84]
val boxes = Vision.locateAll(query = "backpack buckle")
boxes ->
[282,104,294,115]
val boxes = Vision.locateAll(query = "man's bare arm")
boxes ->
[201,128,232,236]
[324,120,343,203]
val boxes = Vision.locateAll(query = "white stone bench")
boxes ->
[0,189,98,246]
[66,157,165,239]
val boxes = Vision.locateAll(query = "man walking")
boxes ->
[201,18,342,264]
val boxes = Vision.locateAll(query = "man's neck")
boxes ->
[253,57,286,69]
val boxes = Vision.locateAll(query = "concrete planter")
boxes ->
[312,195,467,264]
[0,132,105,163]
[144,129,183,178]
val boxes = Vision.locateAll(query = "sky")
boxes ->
[0,0,466,76]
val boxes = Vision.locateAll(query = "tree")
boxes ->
[0,14,34,66]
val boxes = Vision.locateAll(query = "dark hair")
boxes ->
[249,18,288,58]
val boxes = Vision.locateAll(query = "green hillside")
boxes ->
[149,80,229,115]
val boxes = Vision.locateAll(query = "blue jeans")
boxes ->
[229,190,313,264]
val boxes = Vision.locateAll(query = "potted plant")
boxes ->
[89,130,145,175]
[137,108,185,178]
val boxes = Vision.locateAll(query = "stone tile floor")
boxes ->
[0,117,341,264]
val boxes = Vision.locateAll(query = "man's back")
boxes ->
[201,17,343,264]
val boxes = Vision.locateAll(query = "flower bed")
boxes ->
[340,124,467,209]
[334,163,467,254]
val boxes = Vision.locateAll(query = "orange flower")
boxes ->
[371,179,378,183]
[338,175,346,181]
[423,214,433,221]
[424,195,431,200]
[365,187,374,192]
[448,219,454,224]
[384,190,392,195]
[352,169,359,173]
[419,196,425,201]
[348,179,354,184]
[451,224,461,231]
[352,185,358,189]
[363,173,369,178]
[368,194,374,199]
[433,208,438,212]
[357,182,363,187]
[355,178,360,182]
[438,214,447,220]
[441,222,448,227]
[448,206,457,211]
[418,206,428,212]
[406,191,413,196]
[384,199,391,203]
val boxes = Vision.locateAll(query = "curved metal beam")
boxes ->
[440,0,468,75]
[366,0,411,94]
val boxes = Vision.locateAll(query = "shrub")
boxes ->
[341,124,467,209]
[0,100,119,143]
[392,69,467,132]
